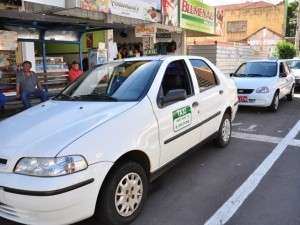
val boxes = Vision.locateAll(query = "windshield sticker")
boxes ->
[173,106,192,132]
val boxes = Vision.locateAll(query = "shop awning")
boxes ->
[0,10,126,32]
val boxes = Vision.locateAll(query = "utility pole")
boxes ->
[295,0,300,52]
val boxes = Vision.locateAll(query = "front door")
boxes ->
[152,59,201,166]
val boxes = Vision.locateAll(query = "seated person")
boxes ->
[16,61,48,109]
[68,61,83,83]
[0,92,6,111]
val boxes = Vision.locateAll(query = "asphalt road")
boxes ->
[1,91,300,225]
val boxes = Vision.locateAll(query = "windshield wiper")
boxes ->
[72,94,118,101]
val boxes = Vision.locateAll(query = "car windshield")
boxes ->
[233,62,277,78]
[286,60,300,69]
[54,60,161,102]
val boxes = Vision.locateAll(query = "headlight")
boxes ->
[14,155,88,177]
[256,86,270,93]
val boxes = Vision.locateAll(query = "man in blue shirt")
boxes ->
[16,61,48,109]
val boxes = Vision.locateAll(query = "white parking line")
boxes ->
[203,121,300,225]
[232,132,300,147]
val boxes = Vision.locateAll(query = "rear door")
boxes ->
[149,59,201,166]
[187,58,224,141]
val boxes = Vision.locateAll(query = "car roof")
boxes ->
[246,59,278,63]
[94,55,210,67]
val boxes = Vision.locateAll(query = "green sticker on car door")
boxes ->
[173,106,192,132]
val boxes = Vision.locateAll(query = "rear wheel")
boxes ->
[287,85,295,101]
[269,92,279,112]
[215,112,232,148]
[95,161,148,225]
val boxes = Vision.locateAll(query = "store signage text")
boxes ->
[181,0,214,21]
[111,0,138,13]
[135,24,157,37]
[180,0,215,34]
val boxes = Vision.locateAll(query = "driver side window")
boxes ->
[160,60,193,97]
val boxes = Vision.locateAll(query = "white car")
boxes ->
[0,56,238,225]
[231,60,295,112]
[285,59,300,87]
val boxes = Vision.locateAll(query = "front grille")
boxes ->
[238,89,254,94]
[0,158,7,165]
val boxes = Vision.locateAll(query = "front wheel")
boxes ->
[269,92,279,112]
[95,161,148,225]
[215,112,232,148]
[287,85,295,101]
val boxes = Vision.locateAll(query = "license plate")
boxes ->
[238,96,248,103]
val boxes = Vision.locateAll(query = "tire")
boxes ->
[95,161,148,225]
[215,112,232,148]
[287,85,295,101]
[269,92,279,112]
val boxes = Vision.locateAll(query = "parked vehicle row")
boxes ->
[0,56,297,225]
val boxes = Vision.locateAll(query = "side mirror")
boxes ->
[280,72,287,77]
[159,89,187,106]
[229,73,235,77]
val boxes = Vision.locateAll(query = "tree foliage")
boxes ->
[286,1,298,37]
[274,40,297,59]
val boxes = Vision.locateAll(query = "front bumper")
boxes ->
[238,92,274,107]
[0,162,113,225]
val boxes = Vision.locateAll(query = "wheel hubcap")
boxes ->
[222,119,231,143]
[115,173,143,217]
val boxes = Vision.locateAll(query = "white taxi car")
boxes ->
[286,59,300,87]
[231,60,295,112]
[0,56,238,225]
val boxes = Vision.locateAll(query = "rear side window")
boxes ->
[189,59,218,92]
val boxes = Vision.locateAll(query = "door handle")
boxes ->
[219,90,224,95]
[192,101,199,108]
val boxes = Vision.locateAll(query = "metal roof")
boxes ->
[0,9,124,32]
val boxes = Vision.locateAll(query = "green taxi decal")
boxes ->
[173,106,192,132]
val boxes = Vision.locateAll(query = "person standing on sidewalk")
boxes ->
[0,92,6,112]
[0,71,6,112]
[16,61,48,109]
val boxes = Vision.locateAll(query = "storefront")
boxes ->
[0,9,117,97]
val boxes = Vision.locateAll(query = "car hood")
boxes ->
[0,100,136,161]
[291,69,300,77]
[232,77,276,89]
